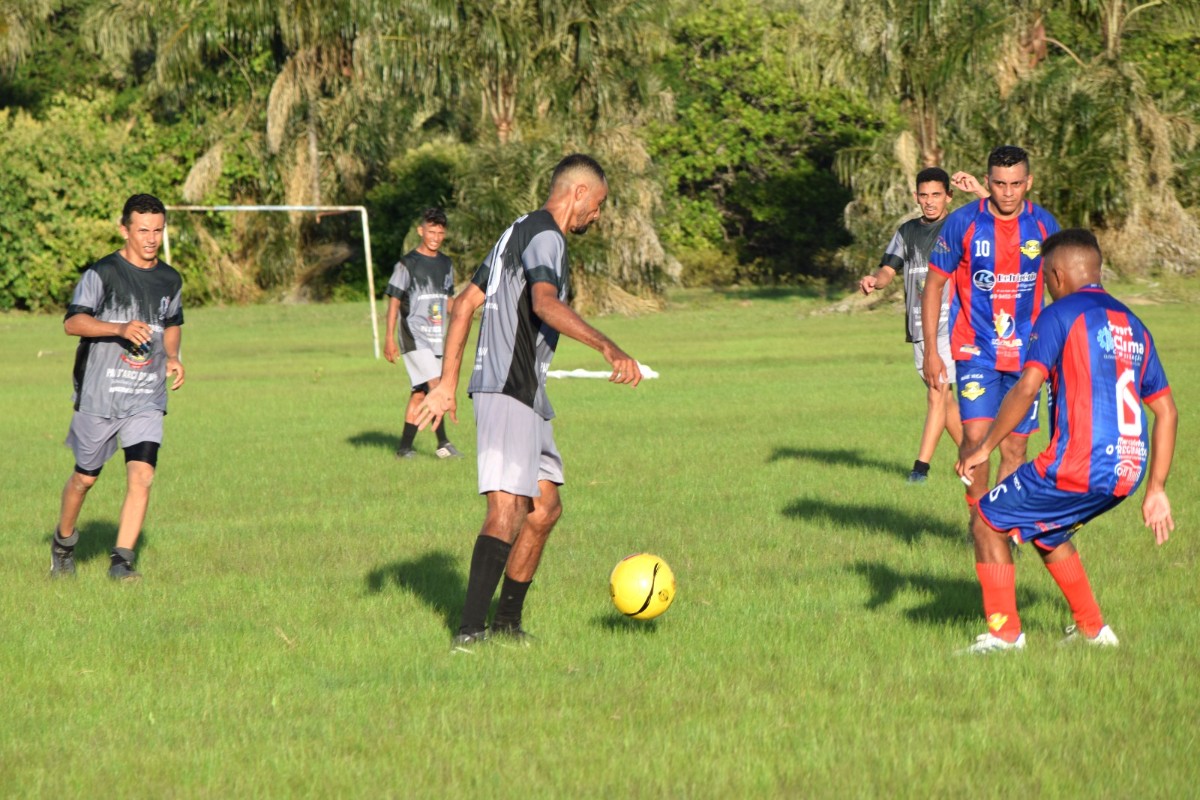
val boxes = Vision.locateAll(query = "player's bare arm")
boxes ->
[383,295,401,364]
[529,282,641,386]
[920,269,950,387]
[65,314,153,348]
[859,265,895,295]
[163,325,185,390]
[415,283,485,430]
[956,366,1044,481]
[1142,390,1178,544]
[951,172,990,199]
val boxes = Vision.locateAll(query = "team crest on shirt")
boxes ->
[961,382,986,401]
[121,341,152,369]
[428,302,443,325]
[993,309,1015,338]
[1019,240,1042,259]
[987,613,1008,633]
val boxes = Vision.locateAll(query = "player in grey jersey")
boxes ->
[416,154,642,652]
[50,194,185,581]
[859,167,987,483]
[384,207,459,459]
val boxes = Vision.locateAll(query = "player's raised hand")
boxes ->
[951,171,988,198]
[1142,489,1174,545]
[415,384,456,431]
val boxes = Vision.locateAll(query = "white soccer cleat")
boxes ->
[1059,624,1119,648]
[957,631,1026,655]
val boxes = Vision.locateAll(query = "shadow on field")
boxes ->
[43,521,145,565]
[592,612,662,634]
[346,430,402,452]
[364,550,464,633]
[768,447,898,476]
[850,561,1043,625]
[782,497,959,543]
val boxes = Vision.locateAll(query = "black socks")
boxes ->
[459,535,512,635]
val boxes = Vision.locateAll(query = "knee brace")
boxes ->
[123,441,160,468]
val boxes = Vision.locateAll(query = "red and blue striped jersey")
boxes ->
[1025,286,1170,495]
[929,199,1059,372]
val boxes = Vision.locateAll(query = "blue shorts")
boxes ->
[956,364,1039,435]
[977,462,1126,551]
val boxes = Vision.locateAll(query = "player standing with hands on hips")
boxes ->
[955,229,1176,653]
[859,167,989,483]
[921,145,1059,533]
[50,194,185,581]
[416,154,642,652]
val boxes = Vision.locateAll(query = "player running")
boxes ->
[383,207,460,459]
[921,145,1059,534]
[415,154,642,652]
[955,229,1176,653]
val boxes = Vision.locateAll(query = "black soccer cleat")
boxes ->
[108,548,141,582]
[450,629,489,654]
[49,530,77,578]
[491,623,536,648]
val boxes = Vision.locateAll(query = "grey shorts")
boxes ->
[473,392,564,497]
[65,410,164,472]
[402,349,442,388]
[914,337,956,385]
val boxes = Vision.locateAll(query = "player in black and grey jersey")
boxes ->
[50,194,185,581]
[384,207,459,459]
[859,167,987,483]
[416,154,642,652]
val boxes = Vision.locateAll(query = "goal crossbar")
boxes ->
[162,204,382,359]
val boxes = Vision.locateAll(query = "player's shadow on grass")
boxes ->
[850,560,1043,625]
[42,521,146,566]
[365,550,464,633]
[346,430,401,452]
[782,497,960,543]
[768,447,898,476]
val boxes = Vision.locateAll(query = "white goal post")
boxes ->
[162,204,382,359]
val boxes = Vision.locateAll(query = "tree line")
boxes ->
[1,0,1197,312]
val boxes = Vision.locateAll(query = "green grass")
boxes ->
[2,288,1197,798]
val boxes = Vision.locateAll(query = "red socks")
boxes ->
[975,562,1021,642]
[1045,552,1104,637]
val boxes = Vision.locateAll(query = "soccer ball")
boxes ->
[609,553,676,620]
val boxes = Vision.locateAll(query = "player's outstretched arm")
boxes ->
[530,282,641,386]
[859,266,895,296]
[164,325,185,390]
[1142,391,1178,545]
[415,283,485,430]
[956,366,1043,483]
[920,269,949,387]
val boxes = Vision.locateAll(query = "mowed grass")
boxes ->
[1,288,1197,798]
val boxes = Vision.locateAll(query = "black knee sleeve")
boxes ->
[75,465,103,477]
[411,382,431,395]
[123,441,160,468]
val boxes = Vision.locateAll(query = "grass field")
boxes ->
[2,287,1197,798]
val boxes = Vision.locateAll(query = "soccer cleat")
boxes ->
[491,623,535,648]
[49,532,77,578]
[906,470,928,484]
[108,549,141,582]
[435,443,462,459]
[450,629,489,654]
[1059,624,1119,648]
[395,446,416,460]
[956,631,1026,655]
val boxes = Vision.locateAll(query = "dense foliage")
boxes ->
[0,0,1197,310]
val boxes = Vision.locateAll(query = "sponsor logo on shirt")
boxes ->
[993,310,1015,338]
[961,381,986,401]
[959,344,981,357]
[972,270,995,291]
[934,236,951,254]
[1019,240,1042,259]
[1096,323,1145,360]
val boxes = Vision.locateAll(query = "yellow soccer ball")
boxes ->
[610,553,676,620]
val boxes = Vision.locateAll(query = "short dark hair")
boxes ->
[121,194,167,226]
[551,153,606,188]
[420,207,448,227]
[1042,228,1101,263]
[987,145,1029,172]
[915,167,951,193]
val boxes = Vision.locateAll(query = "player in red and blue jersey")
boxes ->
[954,229,1177,654]
[921,145,1060,535]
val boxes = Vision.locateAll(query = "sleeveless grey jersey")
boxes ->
[467,209,568,420]
[66,252,184,418]
[880,216,951,343]
[384,250,454,354]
